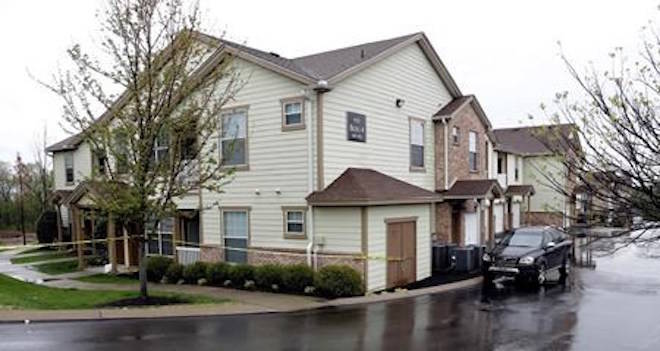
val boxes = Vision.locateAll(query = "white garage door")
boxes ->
[512,203,521,229]
[494,203,504,234]
[464,212,479,245]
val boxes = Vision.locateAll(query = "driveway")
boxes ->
[1,238,660,350]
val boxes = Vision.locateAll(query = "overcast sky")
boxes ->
[0,0,656,163]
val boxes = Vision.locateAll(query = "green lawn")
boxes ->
[32,259,81,275]
[0,274,223,310]
[16,247,55,256]
[74,273,137,285]
[11,251,75,264]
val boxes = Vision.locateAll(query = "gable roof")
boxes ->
[440,179,503,200]
[306,168,441,206]
[47,31,463,153]
[505,184,535,197]
[433,95,493,131]
[493,124,578,156]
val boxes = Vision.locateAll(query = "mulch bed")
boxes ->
[98,296,189,308]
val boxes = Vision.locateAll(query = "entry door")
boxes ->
[386,221,416,289]
[464,212,478,245]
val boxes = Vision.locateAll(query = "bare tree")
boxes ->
[43,0,243,298]
[32,124,52,214]
[537,24,660,245]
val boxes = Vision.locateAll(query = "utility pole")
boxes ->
[16,154,26,246]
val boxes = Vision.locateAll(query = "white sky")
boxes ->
[0,0,656,163]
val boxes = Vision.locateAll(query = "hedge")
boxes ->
[282,264,315,293]
[146,256,174,282]
[227,264,255,287]
[206,262,230,286]
[254,264,285,290]
[315,265,364,298]
[165,262,184,283]
[182,261,209,283]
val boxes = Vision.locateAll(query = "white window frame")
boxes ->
[220,107,249,170]
[146,217,174,257]
[452,126,460,145]
[281,98,305,131]
[469,131,478,172]
[282,207,307,239]
[153,129,169,165]
[64,153,74,184]
[409,117,425,171]
[221,208,250,263]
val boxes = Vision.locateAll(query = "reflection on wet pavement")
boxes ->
[1,240,660,351]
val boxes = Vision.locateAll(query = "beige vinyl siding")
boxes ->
[366,204,431,292]
[322,43,452,190]
[200,58,313,249]
[524,156,566,213]
[313,207,362,254]
[174,194,200,210]
[52,143,93,191]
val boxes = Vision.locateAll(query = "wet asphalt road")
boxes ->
[2,242,660,351]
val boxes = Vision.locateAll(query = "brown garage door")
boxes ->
[386,220,416,289]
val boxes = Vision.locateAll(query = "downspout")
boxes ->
[308,80,331,268]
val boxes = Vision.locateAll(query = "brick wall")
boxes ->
[247,248,366,277]
[200,245,223,263]
[434,202,453,243]
[435,104,489,191]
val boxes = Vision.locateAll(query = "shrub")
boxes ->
[206,262,230,286]
[146,256,174,282]
[315,265,364,298]
[282,264,314,293]
[254,264,285,290]
[36,210,58,244]
[227,264,255,287]
[183,261,209,284]
[165,262,184,283]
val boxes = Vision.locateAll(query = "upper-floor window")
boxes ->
[281,98,304,131]
[180,120,198,161]
[221,108,248,168]
[146,217,174,256]
[94,151,106,176]
[152,128,170,168]
[410,118,425,170]
[452,126,460,145]
[64,153,74,184]
[514,156,520,181]
[497,154,505,174]
[469,131,478,172]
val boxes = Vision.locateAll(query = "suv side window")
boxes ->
[551,229,564,243]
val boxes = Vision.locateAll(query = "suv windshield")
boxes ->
[503,230,544,248]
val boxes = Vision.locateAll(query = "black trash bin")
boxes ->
[452,247,475,272]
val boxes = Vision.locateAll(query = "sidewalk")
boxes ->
[0,248,483,322]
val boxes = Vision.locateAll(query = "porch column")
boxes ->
[174,213,182,262]
[55,203,63,248]
[107,214,117,274]
[73,206,85,269]
[527,195,531,225]
[488,200,494,246]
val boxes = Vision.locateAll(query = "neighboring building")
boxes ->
[492,124,579,228]
[47,32,525,292]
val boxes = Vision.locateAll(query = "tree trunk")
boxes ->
[138,237,148,299]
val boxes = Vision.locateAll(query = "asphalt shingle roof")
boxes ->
[493,124,577,156]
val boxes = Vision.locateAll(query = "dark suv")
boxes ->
[482,227,572,285]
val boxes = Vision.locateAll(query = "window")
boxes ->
[469,131,478,172]
[409,118,425,170]
[114,130,130,174]
[152,128,170,167]
[497,155,504,174]
[281,99,304,130]
[515,156,520,181]
[223,210,249,263]
[180,120,198,161]
[452,126,460,145]
[283,207,306,238]
[146,217,174,256]
[221,108,248,167]
[94,151,106,176]
[64,153,74,184]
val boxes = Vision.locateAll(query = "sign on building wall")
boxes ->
[346,112,366,142]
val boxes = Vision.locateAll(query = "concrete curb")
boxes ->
[0,276,483,323]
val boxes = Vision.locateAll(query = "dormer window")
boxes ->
[281,98,305,131]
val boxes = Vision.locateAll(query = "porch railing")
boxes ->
[176,246,201,265]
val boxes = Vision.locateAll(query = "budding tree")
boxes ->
[44,0,243,298]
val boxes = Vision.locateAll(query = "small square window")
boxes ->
[282,99,305,131]
[283,208,306,239]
